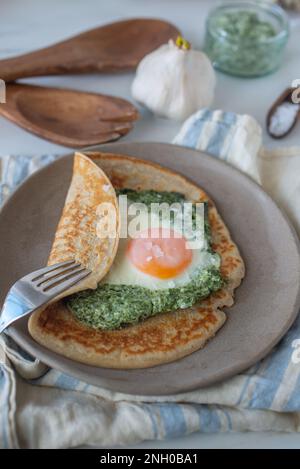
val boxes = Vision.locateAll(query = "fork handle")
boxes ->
[0,319,7,334]
[0,287,34,335]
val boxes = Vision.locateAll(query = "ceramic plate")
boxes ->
[1,142,300,395]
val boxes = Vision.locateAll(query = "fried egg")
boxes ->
[102,201,220,290]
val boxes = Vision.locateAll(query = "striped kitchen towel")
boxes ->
[1,109,300,449]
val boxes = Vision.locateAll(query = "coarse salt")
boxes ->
[269,101,299,137]
[153,245,164,258]
[102,184,111,192]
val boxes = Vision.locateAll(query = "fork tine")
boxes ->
[45,270,91,297]
[36,263,82,287]
[41,265,85,290]
[30,260,77,281]
[0,262,91,334]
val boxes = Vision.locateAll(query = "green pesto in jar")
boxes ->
[214,11,276,42]
[205,6,288,77]
[67,189,224,330]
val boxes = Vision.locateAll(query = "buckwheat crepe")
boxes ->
[32,152,120,297]
[29,152,245,369]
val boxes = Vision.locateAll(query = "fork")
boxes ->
[0,260,91,334]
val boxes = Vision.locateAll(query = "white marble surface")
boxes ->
[1,0,300,449]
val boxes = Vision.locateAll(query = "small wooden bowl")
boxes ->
[266,87,300,139]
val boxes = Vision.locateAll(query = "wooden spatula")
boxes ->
[0,18,179,82]
[0,83,139,147]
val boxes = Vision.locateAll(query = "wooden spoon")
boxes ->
[0,19,179,82]
[0,83,139,147]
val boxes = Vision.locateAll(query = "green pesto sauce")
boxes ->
[116,188,186,206]
[67,190,223,330]
[67,267,223,330]
[117,188,212,244]
[214,11,276,42]
[205,11,281,77]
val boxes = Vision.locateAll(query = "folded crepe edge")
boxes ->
[46,151,120,299]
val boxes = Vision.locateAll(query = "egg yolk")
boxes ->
[127,228,192,279]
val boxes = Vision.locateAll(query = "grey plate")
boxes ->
[1,142,300,396]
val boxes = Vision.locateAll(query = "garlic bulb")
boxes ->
[131,36,216,121]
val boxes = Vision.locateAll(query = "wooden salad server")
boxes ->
[0,83,139,147]
[0,19,179,82]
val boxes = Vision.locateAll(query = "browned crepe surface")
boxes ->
[29,153,245,369]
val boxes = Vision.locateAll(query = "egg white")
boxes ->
[101,203,219,290]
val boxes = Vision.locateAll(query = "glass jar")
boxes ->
[204,1,289,78]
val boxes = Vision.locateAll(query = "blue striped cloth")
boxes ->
[1,109,300,449]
